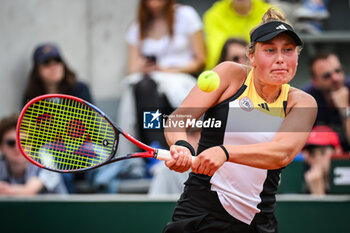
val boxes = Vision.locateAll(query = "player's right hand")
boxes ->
[165,145,192,173]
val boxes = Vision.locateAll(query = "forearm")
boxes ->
[164,129,189,147]
[179,59,205,74]
[11,178,44,196]
[164,108,203,147]
[127,44,144,74]
[163,58,204,75]
[226,141,299,170]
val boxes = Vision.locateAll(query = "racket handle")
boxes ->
[155,149,195,162]
[155,149,172,161]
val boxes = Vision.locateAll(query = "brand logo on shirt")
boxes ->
[258,103,270,111]
[239,97,254,112]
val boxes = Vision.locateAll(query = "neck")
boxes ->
[232,0,252,15]
[254,79,282,103]
[151,11,166,20]
[46,84,59,94]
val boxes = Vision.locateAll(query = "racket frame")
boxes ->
[17,94,166,173]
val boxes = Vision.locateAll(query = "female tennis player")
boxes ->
[163,8,317,233]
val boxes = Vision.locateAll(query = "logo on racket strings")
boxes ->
[143,109,162,129]
[102,139,109,146]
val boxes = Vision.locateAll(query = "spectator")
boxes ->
[0,114,67,195]
[217,38,249,65]
[126,0,205,75]
[303,51,350,152]
[125,0,206,149]
[99,0,206,194]
[203,0,272,69]
[23,42,93,105]
[302,125,341,195]
[22,42,94,193]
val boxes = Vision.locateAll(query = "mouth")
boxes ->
[271,69,288,74]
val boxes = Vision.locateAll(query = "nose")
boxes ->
[276,51,284,63]
[330,72,342,82]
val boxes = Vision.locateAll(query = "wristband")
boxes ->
[219,145,229,161]
[175,140,195,156]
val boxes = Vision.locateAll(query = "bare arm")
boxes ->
[127,44,142,74]
[127,44,158,75]
[164,62,247,171]
[162,30,206,74]
[164,62,244,145]
[0,178,44,196]
[192,89,317,176]
[127,30,206,75]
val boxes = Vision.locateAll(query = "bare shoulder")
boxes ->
[286,87,317,116]
[214,61,248,81]
[213,62,249,103]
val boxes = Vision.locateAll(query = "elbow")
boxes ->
[274,145,296,169]
[276,155,292,168]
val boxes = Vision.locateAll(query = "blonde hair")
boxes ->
[248,8,301,54]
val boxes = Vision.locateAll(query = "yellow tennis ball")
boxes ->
[197,71,220,92]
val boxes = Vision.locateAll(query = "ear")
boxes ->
[249,52,256,67]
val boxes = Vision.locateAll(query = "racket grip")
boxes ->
[155,149,195,162]
[155,149,172,161]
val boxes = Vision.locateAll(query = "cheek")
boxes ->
[39,67,47,77]
[254,52,273,69]
[57,66,65,77]
[289,55,298,70]
[253,54,272,75]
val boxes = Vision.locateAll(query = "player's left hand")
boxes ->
[192,146,227,176]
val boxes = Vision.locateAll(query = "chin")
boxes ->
[270,75,292,85]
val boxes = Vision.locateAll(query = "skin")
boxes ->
[164,33,317,176]
[0,129,44,196]
[226,43,248,65]
[127,0,206,74]
[311,54,350,145]
[232,0,252,16]
[311,54,345,93]
[38,59,65,93]
[303,146,334,195]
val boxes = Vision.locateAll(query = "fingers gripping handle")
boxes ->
[154,149,195,162]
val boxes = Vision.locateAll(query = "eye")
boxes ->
[265,48,275,53]
[284,48,294,52]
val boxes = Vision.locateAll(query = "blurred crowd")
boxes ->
[1,0,349,197]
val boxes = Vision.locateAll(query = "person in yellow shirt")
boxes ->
[204,0,273,69]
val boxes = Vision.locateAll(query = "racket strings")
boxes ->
[19,97,116,171]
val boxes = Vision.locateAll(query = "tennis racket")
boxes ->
[16,94,174,173]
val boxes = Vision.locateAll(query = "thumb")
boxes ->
[170,145,179,159]
[191,156,200,172]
